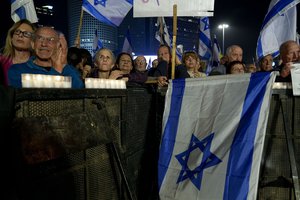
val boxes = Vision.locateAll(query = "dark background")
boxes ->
[1,0,299,63]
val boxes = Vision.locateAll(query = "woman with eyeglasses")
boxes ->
[0,19,36,86]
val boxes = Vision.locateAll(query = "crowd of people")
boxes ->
[1,20,300,89]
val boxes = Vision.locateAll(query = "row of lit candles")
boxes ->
[85,78,126,89]
[21,74,126,89]
[22,74,72,88]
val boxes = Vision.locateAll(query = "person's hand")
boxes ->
[82,65,92,79]
[175,54,182,65]
[281,62,293,78]
[157,76,168,87]
[109,70,125,80]
[52,33,68,73]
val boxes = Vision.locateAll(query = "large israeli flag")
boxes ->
[82,0,132,26]
[158,72,276,200]
[198,17,212,61]
[256,0,300,60]
[11,0,38,23]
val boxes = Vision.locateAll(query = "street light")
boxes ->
[218,24,229,55]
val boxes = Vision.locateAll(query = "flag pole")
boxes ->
[171,4,177,80]
[159,17,164,44]
[74,7,84,48]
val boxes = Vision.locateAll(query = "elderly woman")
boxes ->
[0,19,36,86]
[92,48,115,79]
[227,60,246,74]
[110,52,147,84]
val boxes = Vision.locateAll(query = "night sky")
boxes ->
[1,0,300,63]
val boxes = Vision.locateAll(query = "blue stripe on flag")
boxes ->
[256,35,263,59]
[11,0,27,20]
[199,31,212,58]
[158,79,186,190]
[224,72,271,199]
[261,0,295,29]
[82,0,116,27]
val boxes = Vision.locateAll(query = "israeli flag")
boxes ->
[198,17,212,61]
[158,72,276,200]
[93,29,103,56]
[155,17,171,47]
[122,28,133,55]
[212,34,221,67]
[11,0,38,23]
[256,0,300,60]
[82,0,132,26]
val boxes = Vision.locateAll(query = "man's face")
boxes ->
[134,56,147,72]
[260,55,273,71]
[282,42,300,63]
[32,27,59,61]
[158,46,170,63]
[228,47,243,62]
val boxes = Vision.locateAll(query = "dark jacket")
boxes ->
[153,60,190,79]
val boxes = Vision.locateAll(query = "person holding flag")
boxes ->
[153,44,190,87]
[256,0,300,60]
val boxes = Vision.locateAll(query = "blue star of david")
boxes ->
[201,17,210,31]
[94,0,106,7]
[175,133,222,190]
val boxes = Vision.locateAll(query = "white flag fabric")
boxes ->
[11,0,38,23]
[256,0,300,60]
[133,0,214,17]
[122,29,133,55]
[155,17,171,47]
[158,72,276,200]
[198,17,212,61]
[82,0,132,26]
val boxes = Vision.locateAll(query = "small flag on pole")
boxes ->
[256,0,300,60]
[198,17,212,61]
[93,29,103,55]
[212,35,221,67]
[155,17,171,47]
[11,0,38,23]
[82,0,132,26]
[122,28,133,55]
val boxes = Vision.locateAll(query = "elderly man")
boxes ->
[210,44,243,75]
[8,26,83,88]
[275,40,300,82]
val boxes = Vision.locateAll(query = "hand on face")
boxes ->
[51,33,68,73]
[281,62,293,78]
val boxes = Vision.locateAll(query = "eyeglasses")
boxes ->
[35,35,57,44]
[14,29,33,38]
[135,60,146,64]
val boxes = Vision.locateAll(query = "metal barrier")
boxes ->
[2,83,300,200]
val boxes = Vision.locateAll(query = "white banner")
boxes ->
[133,0,214,17]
